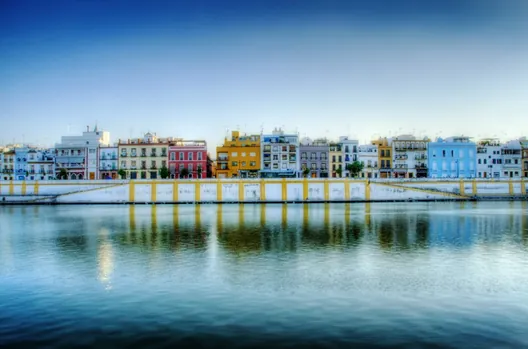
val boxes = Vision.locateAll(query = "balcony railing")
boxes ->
[140,153,147,157]
[415,155,428,160]
[121,153,127,157]
[150,166,157,170]
[141,165,147,170]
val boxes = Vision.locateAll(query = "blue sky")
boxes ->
[1,0,527,150]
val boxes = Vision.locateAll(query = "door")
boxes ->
[89,172,95,180]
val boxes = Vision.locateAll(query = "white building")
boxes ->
[339,136,359,177]
[391,135,430,178]
[98,146,118,179]
[476,138,502,178]
[501,139,522,178]
[13,147,30,180]
[55,125,111,180]
[357,144,378,178]
[260,128,300,178]
[27,149,55,180]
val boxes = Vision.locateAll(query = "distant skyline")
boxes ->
[1,0,527,149]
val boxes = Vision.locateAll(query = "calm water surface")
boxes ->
[1,202,527,348]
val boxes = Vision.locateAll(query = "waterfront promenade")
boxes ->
[0,178,526,204]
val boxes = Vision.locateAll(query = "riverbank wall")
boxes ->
[0,178,526,204]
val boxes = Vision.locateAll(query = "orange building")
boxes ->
[216,131,261,178]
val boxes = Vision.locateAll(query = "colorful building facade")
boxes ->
[391,135,429,178]
[476,138,502,178]
[501,139,522,178]
[372,138,392,178]
[299,138,330,178]
[260,128,299,178]
[99,146,118,179]
[118,133,168,179]
[357,144,378,178]
[216,131,260,178]
[169,140,208,179]
[427,137,477,178]
[329,143,342,177]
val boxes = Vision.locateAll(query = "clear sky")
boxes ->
[1,0,527,150]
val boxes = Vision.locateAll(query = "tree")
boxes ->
[117,169,126,179]
[58,168,68,180]
[159,165,169,179]
[302,168,311,178]
[180,167,190,178]
[335,167,342,178]
[347,161,364,178]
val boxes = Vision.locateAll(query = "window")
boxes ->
[250,152,256,157]
[459,150,464,158]
[120,161,126,168]
[162,160,167,167]
[188,152,193,161]
[272,147,278,152]
[484,159,487,164]
[232,161,238,166]
[151,160,156,168]
[232,152,238,157]
[381,150,385,157]
[179,152,184,160]
[478,159,481,164]
[282,154,287,161]
[386,150,390,157]
[442,150,446,157]
[338,156,342,162]
[197,152,202,160]
[311,163,316,169]
[188,164,193,172]
[170,152,175,161]
[451,150,454,157]
[250,161,256,166]
[242,161,246,166]
[131,160,137,167]
[241,152,246,157]
[273,155,279,160]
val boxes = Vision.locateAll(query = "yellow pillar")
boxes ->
[151,205,157,232]
[281,203,287,228]
[151,181,157,203]
[34,181,39,195]
[173,205,179,230]
[216,205,222,235]
[238,180,244,202]
[324,203,330,227]
[260,180,266,201]
[521,180,526,195]
[173,181,179,202]
[509,180,514,195]
[459,180,465,196]
[344,179,350,201]
[303,178,309,201]
[21,181,27,195]
[345,203,351,228]
[129,180,135,202]
[365,180,371,201]
[260,204,266,227]
[323,180,329,201]
[281,178,287,201]
[195,181,201,202]
[129,205,136,234]
[216,180,222,202]
[472,179,477,196]
[303,204,309,228]
[9,180,14,195]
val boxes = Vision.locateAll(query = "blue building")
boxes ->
[427,137,477,178]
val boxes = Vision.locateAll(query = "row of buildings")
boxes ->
[215,128,528,179]
[1,126,528,181]
[1,126,212,181]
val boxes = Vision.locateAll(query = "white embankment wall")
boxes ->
[0,178,526,204]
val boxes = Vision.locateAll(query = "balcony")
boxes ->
[120,153,128,157]
[150,165,157,170]
[415,155,428,160]
[395,155,408,160]
[140,153,147,157]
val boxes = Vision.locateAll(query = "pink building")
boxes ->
[168,140,207,179]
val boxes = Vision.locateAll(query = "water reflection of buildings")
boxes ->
[97,227,113,289]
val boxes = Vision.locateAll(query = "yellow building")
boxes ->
[329,143,342,177]
[216,131,260,178]
[118,133,169,180]
[1,149,15,181]
[371,137,392,178]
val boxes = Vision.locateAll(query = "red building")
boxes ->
[168,140,208,179]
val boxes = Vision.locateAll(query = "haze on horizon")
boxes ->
[1,0,527,150]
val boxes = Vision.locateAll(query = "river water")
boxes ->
[1,202,527,348]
